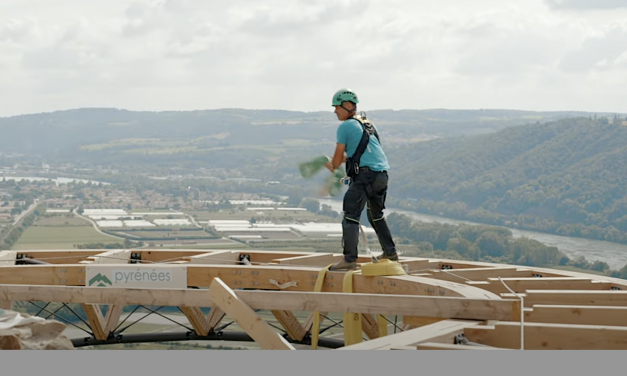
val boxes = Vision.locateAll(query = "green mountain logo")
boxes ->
[89,273,112,287]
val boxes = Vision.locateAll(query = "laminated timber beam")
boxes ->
[81,303,125,340]
[422,267,564,283]
[180,307,212,336]
[271,310,308,341]
[185,251,240,265]
[337,319,483,350]
[206,307,226,331]
[467,277,614,295]
[464,322,627,350]
[0,251,16,310]
[79,249,132,265]
[208,278,295,350]
[0,251,17,265]
[271,253,343,266]
[8,250,101,264]
[525,305,627,326]
[0,264,502,299]
[502,290,627,307]
[0,285,521,321]
[391,342,509,350]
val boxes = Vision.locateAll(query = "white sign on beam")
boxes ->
[85,265,188,288]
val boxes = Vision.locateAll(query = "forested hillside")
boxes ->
[385,117,627,243]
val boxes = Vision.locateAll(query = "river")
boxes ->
[317,198,627,270]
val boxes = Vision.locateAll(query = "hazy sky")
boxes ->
[1,0,627,117]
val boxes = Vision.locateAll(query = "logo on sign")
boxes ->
[88,273,112,287]
[85,266,187,288]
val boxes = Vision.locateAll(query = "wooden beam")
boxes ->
[337,319,483,350]
[271,310,307,341]
[361,314,380,339]
[0,285,520,321]
[464,321,627,350]
[186,251,240,265]
[467,277,611,295]
[403,316,446,327]
[413,342,509,350]
[104,305,124,334]
[207,278,295,350]
[82,303,107,340]
[180,306,211,335]
[0,264,507,301]
[525,305,627,326]
[424,267,538,283]
[502,290,627,307]
[0,251,17,265]
[9,250,100,264]
[86,249,132,264]
[206,307,225,330]
[272,253,343,266]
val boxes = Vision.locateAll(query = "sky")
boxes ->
[1,0,627,117]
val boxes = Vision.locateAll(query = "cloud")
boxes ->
[1,0,627,116]
[545,0,627,10]
[558,26,627,72]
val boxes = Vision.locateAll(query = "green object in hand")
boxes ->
[324,166,346,197]
[299,155,331,178]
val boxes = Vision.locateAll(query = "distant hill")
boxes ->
[0,107,609,161]
[385,116,627,243]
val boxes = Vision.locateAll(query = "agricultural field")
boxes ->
[12,226,121,250]
[190,209,336,222]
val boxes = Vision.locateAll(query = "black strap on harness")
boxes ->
[346,112,380,178]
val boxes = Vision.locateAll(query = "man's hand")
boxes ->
[325,161,334,172]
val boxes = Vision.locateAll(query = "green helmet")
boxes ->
[331,88,359,106]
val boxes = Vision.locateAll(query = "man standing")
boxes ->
[325,88,399,271]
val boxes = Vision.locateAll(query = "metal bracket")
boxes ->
[130,252,142,264]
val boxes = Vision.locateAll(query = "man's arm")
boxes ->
[325,143,346,172]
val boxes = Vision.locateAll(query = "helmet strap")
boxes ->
[340,102,356,115]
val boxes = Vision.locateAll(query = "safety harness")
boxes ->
[345,112,380,178]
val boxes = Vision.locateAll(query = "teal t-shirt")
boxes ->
[336,118,390,171]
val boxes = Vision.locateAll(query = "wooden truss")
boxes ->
[1,249,627,350]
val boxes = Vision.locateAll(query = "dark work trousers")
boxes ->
[341,167,397,262]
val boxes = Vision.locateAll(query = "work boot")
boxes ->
[329,258,358,271]
[375,252,399,262]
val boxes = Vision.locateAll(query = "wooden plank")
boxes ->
[82,303,107,340]
[9,250,100,264]
[0,264,503,300]
[304,311,327,332]
[272,254,343,266]
[180,306,211,335]
[104,305,124,334]
[503,290,627,307]
[414,342,509,350]
[337,319,483,350]
[186,251,240,265]
[207,278,295,350]
[403,316,445,327]
[206,307,226,330]
[400,259,440,273]
[424,267,538,283]
[361,314,379,339]
[525,305,627,326]
[464,322,627,350]
[467,277,610,295]
[88,250,132,264]
[0,251,17,265]
[0,285,520,321]
[271,310,307,341]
